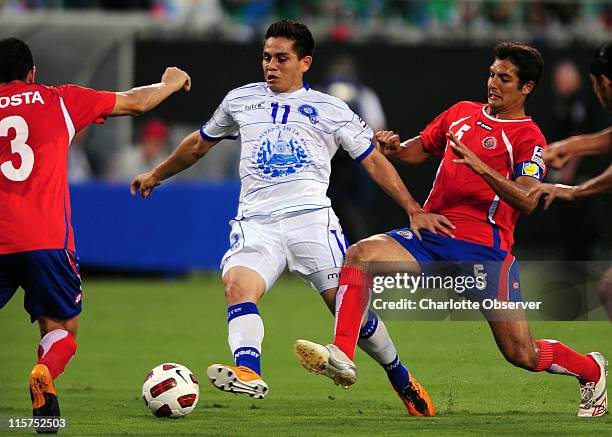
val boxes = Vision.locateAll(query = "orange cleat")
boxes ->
[29,363,60,433]
[206,364,269,399]
[395,373,436,417]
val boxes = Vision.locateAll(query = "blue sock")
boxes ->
[227,302,263,375]
[233,347,261,375]
[383,355,410,392]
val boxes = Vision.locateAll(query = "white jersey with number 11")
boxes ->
[200,82,374,220]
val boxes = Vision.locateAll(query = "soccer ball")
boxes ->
[142,363,200,418]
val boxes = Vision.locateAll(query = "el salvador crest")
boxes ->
[298,104,319,124]
[253,126,311,180]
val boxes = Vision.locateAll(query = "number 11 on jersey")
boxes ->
[271,102,290,124]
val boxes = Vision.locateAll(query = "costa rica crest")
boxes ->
[482,136,497,149]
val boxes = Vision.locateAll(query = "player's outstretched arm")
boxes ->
[528,163,612,209]
[375,131,431,164]
[544,127,612,169]
[130,131,216,198]
[448,132,540,215]
[360,148,455,239]
[111,67,191,117]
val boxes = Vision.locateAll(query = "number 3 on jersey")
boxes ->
[271,102,290,124]
[1,116,34,181]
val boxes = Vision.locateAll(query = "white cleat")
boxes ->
[206,364,269,400]
[294,339,357,388]
[578,352,608,417]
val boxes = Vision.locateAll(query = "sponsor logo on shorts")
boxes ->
[482,136,497,149]
[512,280,520,290]
[327,272,340,280]
[75,293,82,304]
[397,230,413,240]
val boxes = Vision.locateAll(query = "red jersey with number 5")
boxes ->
[0,82,116,254]
[419,101,547,252]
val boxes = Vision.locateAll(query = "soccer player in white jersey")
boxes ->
[131,20,449,415]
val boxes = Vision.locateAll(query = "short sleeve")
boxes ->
[200,94,240,142]
[419,107,450,159]
[333,106,374,162]
[58,85,116,132]
[512,129,547,181]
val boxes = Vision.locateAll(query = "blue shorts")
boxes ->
[0,249,83,322]
[386,229,521,302]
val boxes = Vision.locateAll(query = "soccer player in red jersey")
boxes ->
[0,37,191,432]
[296,42,607,417]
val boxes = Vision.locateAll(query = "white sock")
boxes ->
[357,313,398,365]
[227,302,264,374]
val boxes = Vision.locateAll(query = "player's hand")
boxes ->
[448,132,486,175]
[527,183,576,210]
[161,67,191,93]
[543,140,572,169]
[409,210,456,240]
[130,171,161,199]
[375,130,402,160]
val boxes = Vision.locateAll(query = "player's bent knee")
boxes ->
[222,268,266,305]
[223,280,250,305]
[345,238,383,266]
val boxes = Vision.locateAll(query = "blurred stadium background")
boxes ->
[1,0,610,273]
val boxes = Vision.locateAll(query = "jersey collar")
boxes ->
[481,105,532,123]
[266,82,311,99]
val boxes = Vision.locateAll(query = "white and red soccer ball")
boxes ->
[142,363,199,418]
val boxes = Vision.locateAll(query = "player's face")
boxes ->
[262,37,312,94]
[487,58,532,114]
[590,73,612,110]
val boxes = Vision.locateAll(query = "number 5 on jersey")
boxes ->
[1,115,34,181]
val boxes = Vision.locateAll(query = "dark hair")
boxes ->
[590,43,612,80]
[494,41,544,96]
[0,37,34,83]
[264,20,315,59]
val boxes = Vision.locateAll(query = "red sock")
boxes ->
[333,266,371,360]
[534,340,600,383]
[37,329,77,379]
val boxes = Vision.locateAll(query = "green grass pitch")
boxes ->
[0,274,610,436]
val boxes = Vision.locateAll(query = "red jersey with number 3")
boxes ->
[419,101,547,252]
[0,82,116,254]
